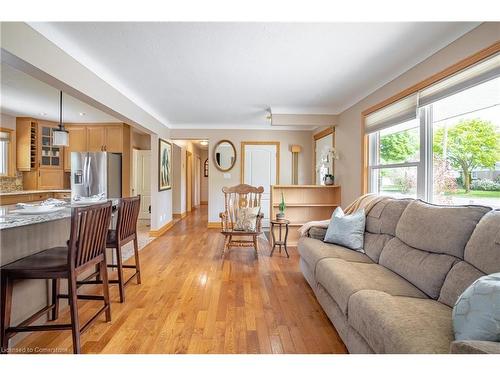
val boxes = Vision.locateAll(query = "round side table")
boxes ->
[270,219,290,258]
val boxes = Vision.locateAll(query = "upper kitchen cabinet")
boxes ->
[86,125,123,152]
[16,118,64,190]
[16,118,62,171]
[63,125,87,171]
[16,118,37,171]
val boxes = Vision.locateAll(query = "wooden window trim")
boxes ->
[0,127,16,177]
[361,41,500,194]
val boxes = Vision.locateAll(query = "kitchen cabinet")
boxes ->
[16,118,64,190]
[86,125,123,152]
[64,125,88,171]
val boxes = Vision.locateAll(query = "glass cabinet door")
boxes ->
[40,126,61,167]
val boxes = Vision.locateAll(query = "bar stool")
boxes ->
[105,196,141,303]
[0,201,113,354]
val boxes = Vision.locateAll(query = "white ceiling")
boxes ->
[29,22,479,129]
[1,62,120,123]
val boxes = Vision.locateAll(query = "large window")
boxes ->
[367,54,500,208]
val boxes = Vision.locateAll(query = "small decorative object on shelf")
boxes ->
[277,192,286,219]
[323,174,335,185]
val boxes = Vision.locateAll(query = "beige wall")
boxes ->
[170,128,314,223]
[200,149,208,203]
[335,22,500,207]
[131,130,151,150]
[171,140,205,213]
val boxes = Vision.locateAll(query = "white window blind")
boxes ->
[418,52,500,107]
[364,93,418,134]
[365,53,500,134]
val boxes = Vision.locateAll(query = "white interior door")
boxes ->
[133,149,151,219]
[243,144,278,228]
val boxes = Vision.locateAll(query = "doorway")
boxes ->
[132,149,152,219]
[241,141,280,227]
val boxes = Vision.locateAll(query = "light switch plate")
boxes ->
[223,173,231,179]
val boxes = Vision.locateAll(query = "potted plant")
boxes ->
[277,192,286,219]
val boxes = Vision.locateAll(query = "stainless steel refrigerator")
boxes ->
[71,152,122,202]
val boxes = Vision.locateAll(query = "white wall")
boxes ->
[170,129,313,223]
[334,22,500,207]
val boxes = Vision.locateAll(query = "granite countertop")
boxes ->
[0,189,71,196]
[0,198,120,230]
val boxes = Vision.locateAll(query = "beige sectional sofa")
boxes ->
[298,198,500,354]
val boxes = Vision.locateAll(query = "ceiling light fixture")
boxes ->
[199,140,208,146]
[79,112,86,116]
[39,112,47,116]
[52,91,69,147]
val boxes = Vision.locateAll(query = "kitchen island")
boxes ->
[0,199,118,347]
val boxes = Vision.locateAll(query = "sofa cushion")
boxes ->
[308,226,327,241]
[298,237,372,276]
[395,200,490,258]
[379,238,459,299]
[365,198,412,236]
[438,261,484,307]
[315,258,427,314]
[348,290,453,353]
[363,232,392,263]
[464,210,500,275]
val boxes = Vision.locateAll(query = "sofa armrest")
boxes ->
[450,340,500,354]
[308,226,327,241]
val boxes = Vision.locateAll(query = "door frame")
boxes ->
[240,141,280,184]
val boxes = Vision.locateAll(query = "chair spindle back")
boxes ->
[69,201,113,270]
[116,195,141,242]
[222,184,264,230]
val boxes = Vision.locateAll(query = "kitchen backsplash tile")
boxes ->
[0,171,23,193]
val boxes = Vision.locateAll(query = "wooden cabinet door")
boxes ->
[38,169,63,190]
[104,125,123,152]
[64,126,87,171]
[87,126,105,152]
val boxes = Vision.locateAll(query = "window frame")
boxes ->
[367,115,425,199]
[361,41,500,194]
[0,127,15,177]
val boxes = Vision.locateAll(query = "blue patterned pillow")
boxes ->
[324,207,365,251]
[452,273,500,342]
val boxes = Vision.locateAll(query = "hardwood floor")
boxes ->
[14,205,347,354]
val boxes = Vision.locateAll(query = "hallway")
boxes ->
[14,206,347,354]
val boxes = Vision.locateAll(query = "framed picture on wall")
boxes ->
[158,139,172,191]
[204,158,208,177]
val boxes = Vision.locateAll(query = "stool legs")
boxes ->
[115,246,126,303]
[133,238,141,284]
[100,260,112,322]
[67,274,81,354]
[1,273,13,353]
[51,279,60,321]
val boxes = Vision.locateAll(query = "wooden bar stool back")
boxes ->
[105,195,141,303]
[0,201,113,354]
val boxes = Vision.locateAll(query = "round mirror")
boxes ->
[213,140,236,172]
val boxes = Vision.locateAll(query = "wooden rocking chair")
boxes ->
[219,184,264,257]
